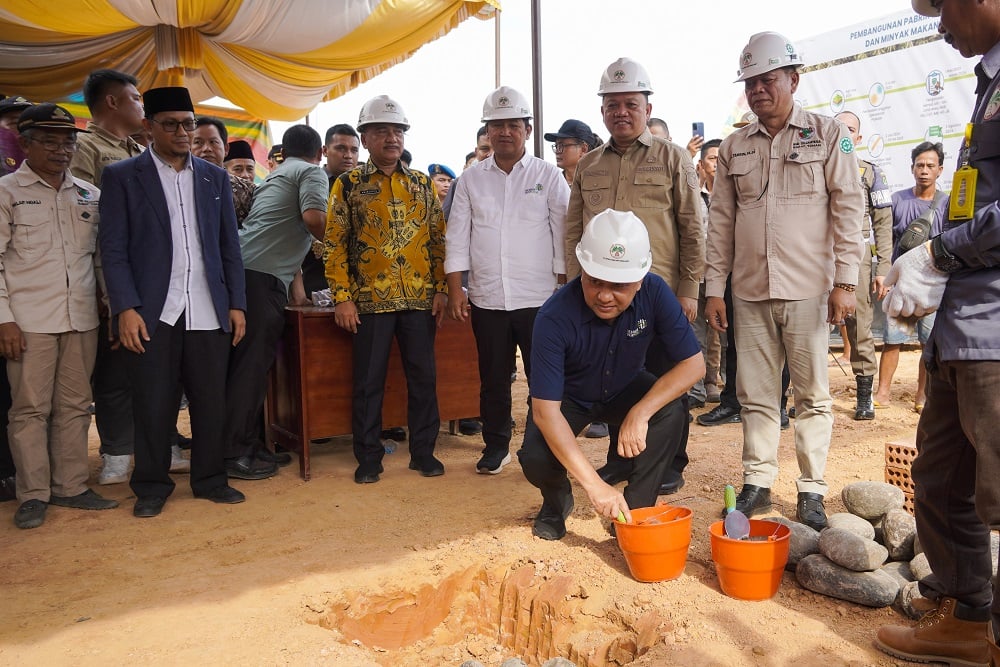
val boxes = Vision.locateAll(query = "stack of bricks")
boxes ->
[884,437,917,515]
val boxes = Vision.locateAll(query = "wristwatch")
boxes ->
[930,235,964,273]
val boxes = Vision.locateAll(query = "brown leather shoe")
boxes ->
[875,596,991,667]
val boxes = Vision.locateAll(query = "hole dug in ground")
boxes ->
[308,562,669,666]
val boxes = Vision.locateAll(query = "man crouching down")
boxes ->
[517,209,704,540]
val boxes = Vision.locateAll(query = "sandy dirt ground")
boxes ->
[0,348,933,666]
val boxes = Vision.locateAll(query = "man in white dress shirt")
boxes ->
[445,85,569,475]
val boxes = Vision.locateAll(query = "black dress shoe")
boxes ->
[697,404,741,426]
[0,474,16,502]
[195,485,246,504]
[226,455,277,480]
[596,461,631,485]
[459,418,483,435]
[133,496,166,518]
[408,455,445,477]
[255,448,292,467]
[721,484,771,518]
[658,474,685,496]
[532,496,575,541]
[381,427,406,441]
[354,462,384,484]
[797,492,828,531]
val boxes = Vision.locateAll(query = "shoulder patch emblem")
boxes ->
[839,137,854,154]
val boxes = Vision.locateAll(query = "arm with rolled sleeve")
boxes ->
[826,127,866,285]
[704,144,737,299]
[672,156,705,299]
[548,173,569,276]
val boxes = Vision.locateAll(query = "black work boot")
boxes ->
[854,375,875,421]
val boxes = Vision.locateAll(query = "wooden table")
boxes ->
[266,306,481,480]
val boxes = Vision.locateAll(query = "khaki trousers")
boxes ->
[846,258,877,376]
[8,329,98,502]
[734,295,832,495]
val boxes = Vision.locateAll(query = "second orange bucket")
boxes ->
[708,518,791,600]
[615,505,693,582]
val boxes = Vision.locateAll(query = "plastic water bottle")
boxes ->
[381,439,397,454]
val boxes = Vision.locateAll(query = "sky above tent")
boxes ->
[268,0,947,174]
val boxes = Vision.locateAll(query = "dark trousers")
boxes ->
[518,371,688,513]
[720,276,741,410]
[224,270,288,459]
[470,304,538,455]
[0,359,12,477]
[606,337,691,478]
[912,358,1000,628]
[93,317,134,456]
[352,310,439,465]
[127,314,230,498]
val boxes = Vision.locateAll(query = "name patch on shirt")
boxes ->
[524,183,544,194]
[636,166,663,172]
[584,169,608,176]
[11,200,41,207]
[626,318,647,338]
[359,188,381,196]
[731,149,756,158]
[791,139,822,150]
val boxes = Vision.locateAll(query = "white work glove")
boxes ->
[883,243,947,319]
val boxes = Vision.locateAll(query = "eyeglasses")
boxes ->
[150,118,197,133]
[29,137,78,153]
[551,142,582,153]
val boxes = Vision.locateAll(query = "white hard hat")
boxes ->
[598,57,654,96]
[735,32,802,82]
[911,0,937,16]
[481,86,532,123]
[357,94,410,131]
[575,209,652,283]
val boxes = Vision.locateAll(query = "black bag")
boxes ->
[896,190,945,255]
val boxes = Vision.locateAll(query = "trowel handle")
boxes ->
[724,485,736,515]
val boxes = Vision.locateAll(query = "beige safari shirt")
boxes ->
[565,129,704,299]
[71,121,143,187]
[0,162,100,333]
[706,105,865,301]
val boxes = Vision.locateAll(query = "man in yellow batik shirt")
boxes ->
[324,95,448,485]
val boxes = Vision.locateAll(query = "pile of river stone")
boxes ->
[762,480,998,616]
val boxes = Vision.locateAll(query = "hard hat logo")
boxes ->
[742,52,753,67]
[498,96,509,106]
[575,208,652,283]
[614,69,625,81]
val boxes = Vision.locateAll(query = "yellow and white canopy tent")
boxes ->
[0,0,499,121]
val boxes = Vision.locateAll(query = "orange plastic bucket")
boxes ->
[615,505,693,582]
[709,519,791,600]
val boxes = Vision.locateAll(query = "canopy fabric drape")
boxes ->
[0,0,498,120]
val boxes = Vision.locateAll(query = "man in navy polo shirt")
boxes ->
[518,209,704,540]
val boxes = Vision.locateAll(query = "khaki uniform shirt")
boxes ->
[565,129,704,299]
[706,105,865,301]
[0,162,100,333]
[71,122,143,187]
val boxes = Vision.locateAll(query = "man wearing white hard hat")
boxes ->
[445,86,569,477]
[704,32,864,531]
[565,57,704,498]
[875,1,1000,664]
[325,94,448,484]
[517,209,703,540]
